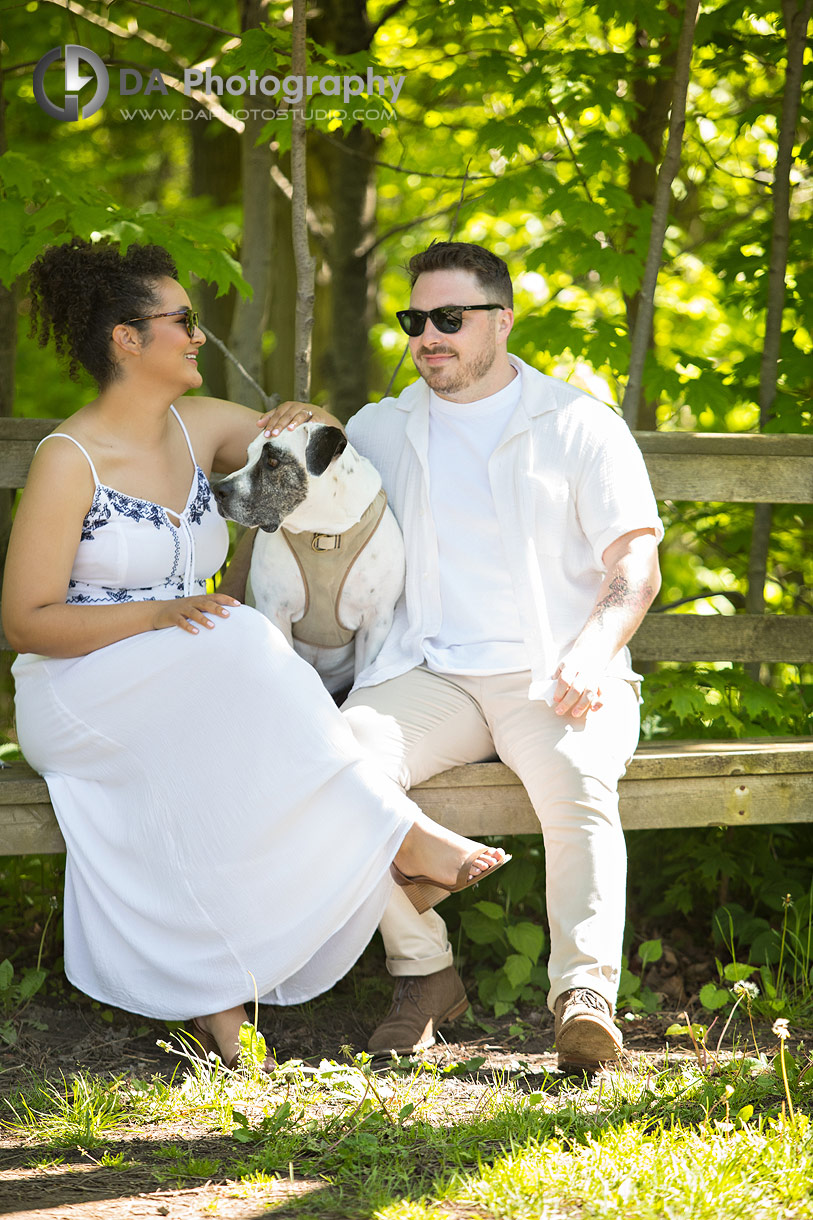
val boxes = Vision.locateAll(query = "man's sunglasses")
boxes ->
[121,307,200,338]
[395,304,504,337]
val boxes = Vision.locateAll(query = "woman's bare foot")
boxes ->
[394,817,507,889]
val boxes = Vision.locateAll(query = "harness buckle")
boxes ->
[311,533,341,551]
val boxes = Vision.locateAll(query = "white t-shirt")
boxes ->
[423,372,528,674]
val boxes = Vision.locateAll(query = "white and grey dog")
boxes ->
[213,423,405,695]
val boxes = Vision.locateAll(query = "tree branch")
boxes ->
[117,0,237,37]
[200,324,280,411]
[359,193,484,256]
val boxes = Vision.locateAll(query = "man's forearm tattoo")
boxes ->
[588,574,654,628]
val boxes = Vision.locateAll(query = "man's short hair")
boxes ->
[407,242,514,309]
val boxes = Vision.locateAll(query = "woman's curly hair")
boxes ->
[28,238,179,388]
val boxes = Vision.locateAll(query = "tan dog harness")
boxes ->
[282,487,388,648]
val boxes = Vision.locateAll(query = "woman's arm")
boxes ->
[1,440,238,658]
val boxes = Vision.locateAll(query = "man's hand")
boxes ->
[257,402,344,437]
[553,657,604,718]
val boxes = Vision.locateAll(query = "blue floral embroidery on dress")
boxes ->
[68,585,136,604]
[80,487,112,541]
[81,484,170,540]
[106,487,167,531]
[66,575,206,605]
[187,467,211,526]
[168,528,181,578]
[67,461,222,607]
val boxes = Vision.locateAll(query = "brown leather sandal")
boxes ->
[391,848,511,914]
[186,1018,241,1070]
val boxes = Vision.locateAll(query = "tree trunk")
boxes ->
[311,0,378,418]
[0,49,15,567]
[318,126,377,419]
[189,122,241,400]
[745,0,812,678]
[291,0,316,401]
[265,178,298,400]
[226,0,275,409]
[622,0,700,429]
[622,23,678,432]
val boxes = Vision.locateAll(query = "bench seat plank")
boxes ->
[3,737,812,853]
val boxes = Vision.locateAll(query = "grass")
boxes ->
[2,1032,813,1218]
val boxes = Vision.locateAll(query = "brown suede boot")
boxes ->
[367,966,468,1055]
[554,987,623,1070]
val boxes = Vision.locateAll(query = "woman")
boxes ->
[2,238,507,1068]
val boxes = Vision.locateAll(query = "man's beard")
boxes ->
[415,330,498,395]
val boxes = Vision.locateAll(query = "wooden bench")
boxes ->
[2,418,812,853]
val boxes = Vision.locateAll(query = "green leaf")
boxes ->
[505,922,546,964]
[638,939,663,968]
[460,910,507,945]
[722,962,756,983]
[15,967,46,1001]
[0,1021,17,1046]
[502,857,538,904]
[442,1056,485,1076]
[238,1021,268,1067]
[503,954,533,988]
[665,1022,707,1041]
[699,983,730,1011]
[0,960,13,992]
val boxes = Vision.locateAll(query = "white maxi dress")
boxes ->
[12,407,416,1020]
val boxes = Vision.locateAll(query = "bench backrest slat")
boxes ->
[1,424,811,662]
[630,614,813,663]
[3,423,813,499]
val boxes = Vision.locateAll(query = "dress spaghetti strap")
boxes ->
[169,404,197,466]
[36,433,101,486]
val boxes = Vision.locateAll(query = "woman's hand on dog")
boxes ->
[258,402,345,438]
[153,593,241,635]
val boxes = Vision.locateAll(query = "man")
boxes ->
[339,241,663,1070]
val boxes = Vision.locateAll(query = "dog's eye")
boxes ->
[267,456,279,469]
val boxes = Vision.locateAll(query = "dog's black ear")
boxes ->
[306,426,347,476]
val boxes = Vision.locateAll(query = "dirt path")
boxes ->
[0,977,800,1220]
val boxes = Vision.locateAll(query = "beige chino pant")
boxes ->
[343,666,641,1011]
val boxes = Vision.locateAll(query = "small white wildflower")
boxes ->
[772,1017,790,1040]
[732,980,759,999]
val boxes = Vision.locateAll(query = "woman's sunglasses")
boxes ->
[396,303,504,337]
[121,307,200,338]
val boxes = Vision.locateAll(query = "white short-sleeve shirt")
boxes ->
[346,355,663,703]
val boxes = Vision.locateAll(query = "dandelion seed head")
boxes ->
[732,980,759,999]
[772,1017,790,1039]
